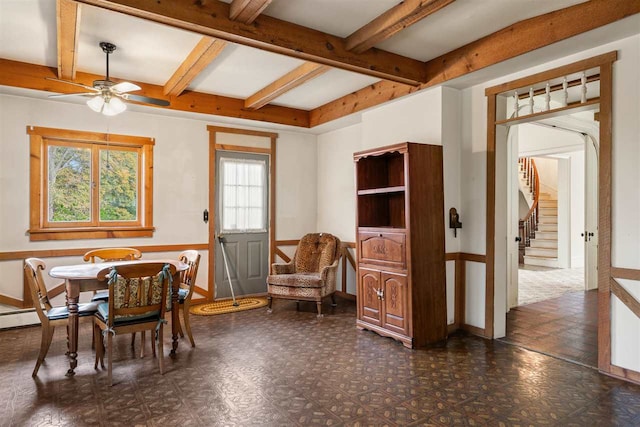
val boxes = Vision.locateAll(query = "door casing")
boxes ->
[207,126,277,302]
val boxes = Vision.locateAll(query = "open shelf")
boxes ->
[357,192,405,228]
[357,186,405,196]
[356,151,404,191]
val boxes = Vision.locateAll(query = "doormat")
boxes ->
[189,297,268,316]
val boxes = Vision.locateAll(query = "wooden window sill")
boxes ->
[28,227,155,241]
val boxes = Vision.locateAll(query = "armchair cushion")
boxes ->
[294,233,338,273]
[267,272,323,288]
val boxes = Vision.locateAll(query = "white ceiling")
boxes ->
[0,0,636,128]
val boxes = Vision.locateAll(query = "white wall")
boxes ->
[0,94,318,325]
[460,34,640,372]
[317,124,362,242]
[316,86,462,324]
[532,157,558,197]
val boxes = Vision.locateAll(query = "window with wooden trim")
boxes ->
[28,126,154,241]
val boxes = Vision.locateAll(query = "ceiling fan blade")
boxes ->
[45,77,97,92]
[121,93,170,107]
[49,92,96,98]
[111,81,141,93]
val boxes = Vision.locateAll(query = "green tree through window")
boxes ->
[100,150,138,221]
[48,145,91,222]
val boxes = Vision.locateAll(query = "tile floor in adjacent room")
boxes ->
[517,265,585,307]
[1,297,639,426]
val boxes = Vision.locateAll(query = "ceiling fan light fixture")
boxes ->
[86,95,105,113]
[102,97,127,116]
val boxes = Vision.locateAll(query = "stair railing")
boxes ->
[518,157,540,255]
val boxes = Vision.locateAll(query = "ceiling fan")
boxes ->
[47,42,170,116]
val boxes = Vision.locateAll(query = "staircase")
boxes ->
[524,192,559,267]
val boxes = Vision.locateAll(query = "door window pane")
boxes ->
[47,145,91,222]
[220,157,267,232]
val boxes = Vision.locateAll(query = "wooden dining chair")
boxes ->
[94,262,175,386]
[24,258,99,377]
[131,250,200,350]
[84,248,142,302]
[176,250,201,347]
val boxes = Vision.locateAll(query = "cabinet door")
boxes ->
[381,271,409,336]
[358,268,382,326]
[358,231,406,269]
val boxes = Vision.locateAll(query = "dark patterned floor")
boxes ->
[1,296,638,426]
[502,290,598,368]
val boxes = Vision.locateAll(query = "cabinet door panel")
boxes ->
[358,231,406,269]
[382,271,408,336]
[358,268,382,326]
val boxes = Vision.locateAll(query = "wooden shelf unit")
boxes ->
[354,142,447,348]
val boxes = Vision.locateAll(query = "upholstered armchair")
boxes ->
[266,233,341,317]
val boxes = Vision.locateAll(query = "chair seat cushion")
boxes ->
[96,302,159,325]
[178,288,188,303]
[267,273,323,288]
[46,302,100,321]
[91,290,109,302]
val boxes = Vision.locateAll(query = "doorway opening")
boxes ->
[501,112,600,368]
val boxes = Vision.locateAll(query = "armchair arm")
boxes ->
[319,257,340,294]
[271,262,295,275]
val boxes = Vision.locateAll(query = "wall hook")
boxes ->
[449,207,462,237]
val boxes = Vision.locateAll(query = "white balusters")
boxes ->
[563,76,568,107]
[581,72,587,103]
[545,82,550,111]
[513,90,519,117]
[529,87,534,114]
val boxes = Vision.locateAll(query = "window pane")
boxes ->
[225,162,236,185]
[223,207,236,230]
[224,185,236,207]
[248,207,262,229]
[99,149,138,221]
[47,145,91,222]
[249,187,262,208]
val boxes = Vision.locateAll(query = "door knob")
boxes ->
[515,237,522,242]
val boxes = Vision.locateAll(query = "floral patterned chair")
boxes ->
[266,233,341,318]
[93,262,175,386]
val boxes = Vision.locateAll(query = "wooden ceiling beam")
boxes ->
[346,0,455,54]
[73,0,428,85]
[56,0,81,80]
[164,36,227,97]
[245,62,330,110]
[229,0,272,25]
[0,58,309,128]
[310,0,640,127]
